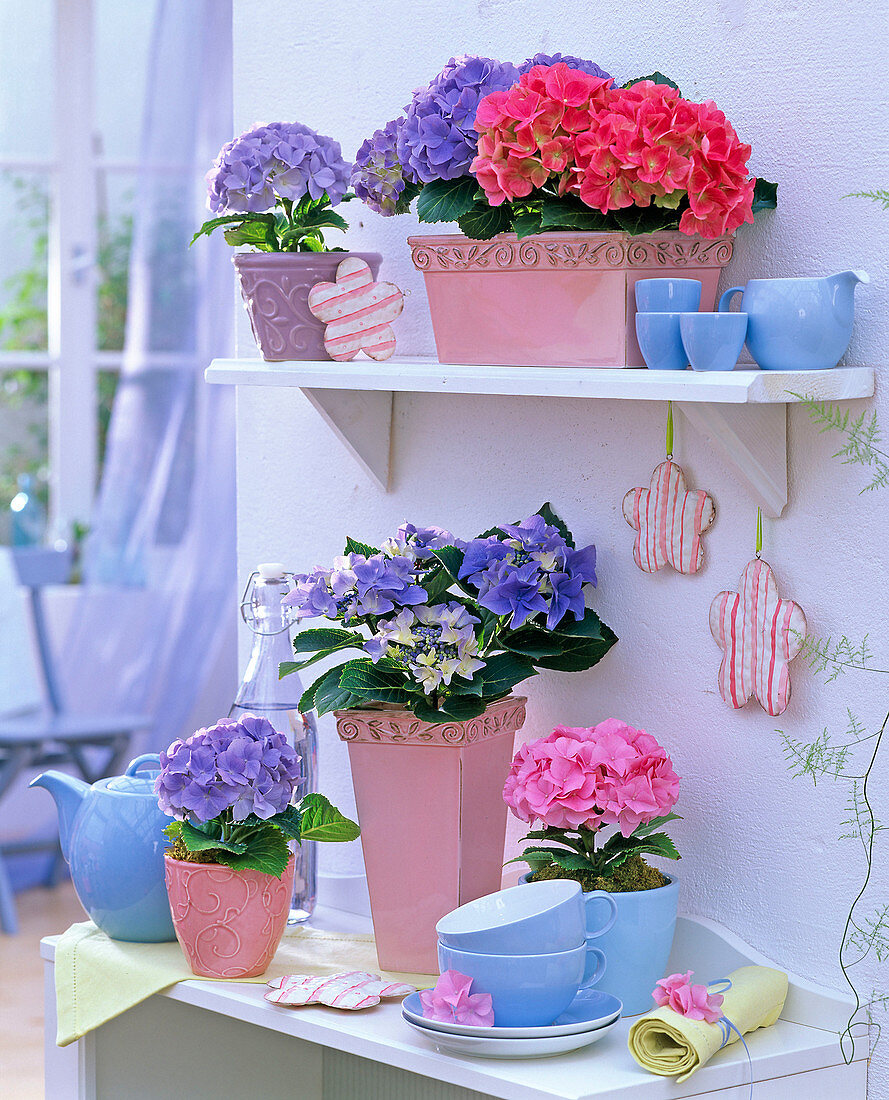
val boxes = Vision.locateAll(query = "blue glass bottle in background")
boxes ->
[229,563,317,923]
[10,474,46,546]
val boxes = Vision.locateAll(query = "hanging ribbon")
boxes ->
[709,978,754,1099]
[755,507,763,560]
[666,400,674,459]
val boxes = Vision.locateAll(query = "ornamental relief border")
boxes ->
[335,697,527,746]
[409,235,732,272]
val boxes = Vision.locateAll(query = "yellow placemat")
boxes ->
[628,965,788,1082]
[54,921,434,1047]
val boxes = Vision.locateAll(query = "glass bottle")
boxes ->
[229,563,317,923]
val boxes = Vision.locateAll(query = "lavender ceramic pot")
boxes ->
[233,252,382,361]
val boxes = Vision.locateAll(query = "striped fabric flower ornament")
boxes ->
[307,257,404,361]
[709,558,807,716]
[622,459,716,574]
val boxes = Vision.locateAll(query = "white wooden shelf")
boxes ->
[205,358,876,517]
[42,913,865,1100]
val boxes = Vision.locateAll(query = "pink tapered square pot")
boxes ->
[408,231,733,367]
[335,696,526,974]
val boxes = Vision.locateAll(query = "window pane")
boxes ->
[0,369,48,544]
[96,368,120,478]
[0,0,53,160]
[94,0,159,161]
[0,171,49,351]
[96,172,134,351]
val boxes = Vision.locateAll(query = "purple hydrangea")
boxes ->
[284,552,427,623]
[397,55,522,182]
[155,715,302,824]
[459,514,597,629]
[206,121,351,214]
[382,522,459,561]
[365,603,484,693]
[351,118,416,216]
[519,53,614,82]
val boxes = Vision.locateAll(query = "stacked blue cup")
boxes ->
[434,880,617,1027]
[634,278,702,371]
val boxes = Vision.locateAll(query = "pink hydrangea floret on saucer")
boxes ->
[653,971,724,1024]
[419,970,495,1027]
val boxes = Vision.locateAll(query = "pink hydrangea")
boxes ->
[653,971,724,1024]
[419,970,494,1027]
[502,718,680,836]
[472,64,757,239]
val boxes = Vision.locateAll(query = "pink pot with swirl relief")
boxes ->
[164,854,294,978]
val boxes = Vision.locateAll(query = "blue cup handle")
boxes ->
[580,947,606,988]
[718,286,744,312]
[126,753,162,775]
[584,890,617,941]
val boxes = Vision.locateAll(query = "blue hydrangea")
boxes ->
[351,118,416,216]
[155,715,302,823]
[284,552,427,623]
[459,514,597,629]
[397,55,522,183]
[206,121,351,214]
[364,603,485,693]
[519,53,614,82]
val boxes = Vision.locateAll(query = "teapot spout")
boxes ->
[30,771,89,861]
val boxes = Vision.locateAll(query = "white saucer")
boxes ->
[401,989,622,1039]
[402,1014,621,1058]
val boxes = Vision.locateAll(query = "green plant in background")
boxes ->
[786,385,889,1058]
[0,176,129,531]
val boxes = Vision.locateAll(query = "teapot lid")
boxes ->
[104,754,162,795]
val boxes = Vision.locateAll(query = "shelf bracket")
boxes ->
[677,402,788,517]
[300,387,393,490]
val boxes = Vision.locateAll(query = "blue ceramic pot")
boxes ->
[519,872,679,1016]
[581,873,680,1015]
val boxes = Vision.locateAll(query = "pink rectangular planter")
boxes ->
[408,231,733,367]
[335,697,526,975]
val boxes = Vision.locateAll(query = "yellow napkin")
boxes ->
[628,965,788,1082]
[54,921,434,1047]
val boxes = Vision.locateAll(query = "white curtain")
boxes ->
[61,0,237,751]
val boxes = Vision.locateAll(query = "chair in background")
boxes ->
[0,546,151,933]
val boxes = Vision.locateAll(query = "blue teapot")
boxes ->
[31,754,176,942]
[718,270,869,370]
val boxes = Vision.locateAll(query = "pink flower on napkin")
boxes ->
[419,970,495,1027]
[653,971,724,1024]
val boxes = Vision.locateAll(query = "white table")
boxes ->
[42,912,867,1100]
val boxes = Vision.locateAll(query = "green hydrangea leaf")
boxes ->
[298,793,360,842]
[416,177,480,224]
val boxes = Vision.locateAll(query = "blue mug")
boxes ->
[437,940,605,1026]
[635,278,702,314]
[635,312,688,371]
[436,879,616,955]
[680,311,748,372]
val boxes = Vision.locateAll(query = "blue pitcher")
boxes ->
[31,754,176,942]
[718,270,869,370]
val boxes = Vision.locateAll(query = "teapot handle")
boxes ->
[718,286,745,312]
[126,753,162,776]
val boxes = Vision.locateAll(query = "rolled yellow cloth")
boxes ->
[628,965,788,1082]
[54,920,434,1047]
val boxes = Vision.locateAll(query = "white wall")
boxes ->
[232,1,889,1090]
